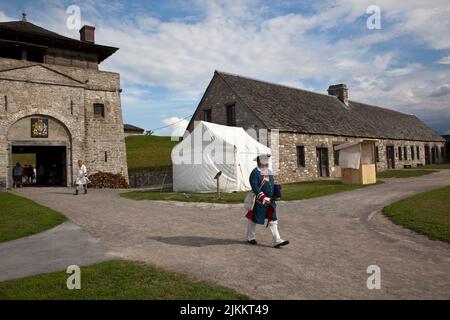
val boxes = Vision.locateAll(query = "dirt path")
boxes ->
[12,170,450,299]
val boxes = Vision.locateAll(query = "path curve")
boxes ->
[12,170,450,299]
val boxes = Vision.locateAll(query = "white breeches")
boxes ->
[247,219,283,245]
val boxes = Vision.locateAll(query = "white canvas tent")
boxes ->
[171,121,271,192]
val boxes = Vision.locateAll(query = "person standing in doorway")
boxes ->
[246,154,289,248]
[74,160,88,195]
[26,165,34,184]
[12,163,22,188]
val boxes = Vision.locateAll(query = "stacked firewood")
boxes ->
[89,172,129,189]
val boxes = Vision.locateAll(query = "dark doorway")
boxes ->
[425,145,431,165]
[316,148,329,177]
[386,146,395,169]
[431,146,437,164]
[12,145,67,186]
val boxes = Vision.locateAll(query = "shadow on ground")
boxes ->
[147,235,272,248]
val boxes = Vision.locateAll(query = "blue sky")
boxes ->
[1,0,449,135]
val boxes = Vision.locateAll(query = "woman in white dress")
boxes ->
[74,160,88,195]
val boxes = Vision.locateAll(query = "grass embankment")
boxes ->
[383,186,450,243]
[410,163,450,170]
[0,260,248,300]
[121,180,381,203]
[377,170,438,179]
[126,135,178,173]
[0,192,67,243]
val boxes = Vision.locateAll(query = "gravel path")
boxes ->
[0,222,115,282]
[11,170,450,299]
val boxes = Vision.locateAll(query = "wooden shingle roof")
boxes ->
[0,20,118,63]
[216,71,444,142]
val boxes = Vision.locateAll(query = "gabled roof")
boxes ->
[0,20,118,63]
[213,71,444,142]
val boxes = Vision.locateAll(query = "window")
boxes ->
[104,151,108,162]
[202,109,212,122]
[417,146,420,160]
[93,103,105,118]
[375,146,380,162]
[226,104,236,126]
[398,146,402,160]
[333,144,340,166]
[297,146,305,167]
[411,146,415,160]
[442,147,445,159]
[404,146,408,160]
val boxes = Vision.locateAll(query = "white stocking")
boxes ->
[268,221,283,245]
[247,219,257,241]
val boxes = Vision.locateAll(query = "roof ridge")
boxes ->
[215,70,421,118]
[215,70,338,100]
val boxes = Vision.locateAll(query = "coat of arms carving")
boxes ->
[31,118,49,138]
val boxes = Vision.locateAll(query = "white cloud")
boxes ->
[0,10,13,22]
[161,116,189,137]
[437,56,450,64]
[3,0,450,132]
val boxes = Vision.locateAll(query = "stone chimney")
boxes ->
[79,25,95,43]
[328,84,348,106]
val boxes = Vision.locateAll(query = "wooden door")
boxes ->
[386,146,395,169]
[316,148,329,177]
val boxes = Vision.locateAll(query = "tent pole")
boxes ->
[216,176,221,199]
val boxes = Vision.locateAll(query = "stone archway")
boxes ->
[7,115,73,188]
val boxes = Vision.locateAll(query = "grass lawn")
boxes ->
[126,135,179,173]
[377,169,438,179]
[0,192,67,243]
[0,260,248,300]
[12,153,36,167]
[409,163,450,170]
[383,186,450,243]
[121,180,381,203]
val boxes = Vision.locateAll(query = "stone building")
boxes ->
[187,71,445,183]
[124,124,145,137]
[0,17,128,189]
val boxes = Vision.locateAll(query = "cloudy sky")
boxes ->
[1,0,449,135]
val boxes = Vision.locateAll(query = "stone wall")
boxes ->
[0,57,128,189]
[128,169,173,188]
[275,132,445,183]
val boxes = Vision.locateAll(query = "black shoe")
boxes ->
[274,240,290,248]
[247,239,258,245]
[84,189,87,194]
[74,190,79,195]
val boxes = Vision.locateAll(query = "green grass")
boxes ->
[0,192,67,243]
[126,135,178,173]
[0,260,248,300]
[121,180,381,204]
[377,169,438,179]
[383,186,450,243]
[409,163,450,170]
[12,153,36,167]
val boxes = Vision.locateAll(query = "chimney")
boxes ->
[328,84,348,106]
[79,25,95,43]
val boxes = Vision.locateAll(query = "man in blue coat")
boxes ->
[246,154,289,248]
